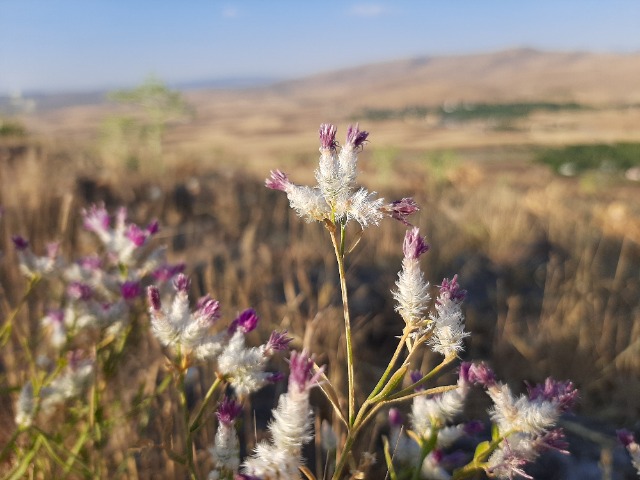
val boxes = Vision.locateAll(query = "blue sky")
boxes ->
[1,1,640,94]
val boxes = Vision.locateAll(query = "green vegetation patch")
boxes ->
[536,143,640,176]
[356,102,585,123]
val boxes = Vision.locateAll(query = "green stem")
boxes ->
[177,370,198,480]
[189,376,222,433]
[367,328,411,401]
[329,225,356,427]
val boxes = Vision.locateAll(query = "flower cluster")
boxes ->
[617,430,640,475]
[147,274,290,397]
[266,123,418,228]
[12,205,181,429]
[390,368,481,479]
[393,227,469,357]
[15,352,94,428]
[463,363,578,479]
[241,350,323,479]
[208,397,243,480]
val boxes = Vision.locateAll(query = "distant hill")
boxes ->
[265,48,640,107]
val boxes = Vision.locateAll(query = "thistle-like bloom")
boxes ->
[484,378,578,479]
[393,227,431,327]
[208,397,243,479]
[12,236,62,279]
[266,124,386,228]
[411,367,470,439]
[618,430,640,475]
[428,275,469,357]
[147,274,224,360]
[82,204,158,265]
[242,350,323,479]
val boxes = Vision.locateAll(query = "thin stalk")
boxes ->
[329,225,356,426]
[177,370,198,480]
[189,375,222,433]
[367,328,411,401]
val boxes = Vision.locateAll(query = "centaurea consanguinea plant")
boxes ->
[266,124,465,479]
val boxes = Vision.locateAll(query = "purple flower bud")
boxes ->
[266,330,292,352]
[146,220,159,235]
[46,242,60,259]
[438,275,467,303]
[67,282,93,301]
[463,420,485,436]
[115,207,127,229]
[196,295,221,325]
[216,396,243,426]
[402,227,430,260]
[228,308,259,334]
[45,309,64,325]
[265,170,291,192]
[388,408,403,427]
[288,350,322,393]
[79,255,102,270]
[11,235,29,251]
[384,198,419,226]
[459,362,497,388]
[527,378,578,412]
[126,224,147,247]
[537,428,569,453]
[147,286,162,311]
[82,204,110,232]
[121,281,141,300]
[409,370,425,391]
[345,123,369,149]
[319,123,338,151]
[173,273,191,293]
[152,263,185,282]
[617,429,636,447]
[267,371,285,383]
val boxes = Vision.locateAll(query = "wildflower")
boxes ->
[484,377,578,479]
[12,236,62,279]
[266,124,385,228]
[393,227,430,327]
[15,382,35,428]
[41,309,66,349]
[617,429,640,475]
[39,353,95,415]
[82,204,158,265]
[208,397,243,479]
[147,275,225,360]
[242,350,323,479]
[428,275,469,357]
[381,197,420,225]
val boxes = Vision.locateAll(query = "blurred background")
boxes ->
[1,1,640,477]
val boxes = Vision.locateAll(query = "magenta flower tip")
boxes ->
[527,378,578,412]
[172,273,191,293]
[288,350,321,393]
[267,371,286,383]
[229,308,259,334]
[82,204,110,232]
[126,224,147,247]
[460,362,497,388]
[146,220,159,235]
[67,282,93,301]
[439,275,467,303]
[11,235,29,251]
[196,295,221,324]
[147,286,162,311]
[152,263,185,282]
[265,169,291,191]
[617,429,636,447]
[402,227,430,260]
[345,123,369,149]
[79,255,102,270]
[46,309,64,324]
[388,408,403,427]
[121,281,141,300]
[319,123,338,150]
[266,330,292,352]
[216,396,243,425]
[385,198,419,225]
[409,370,425,391]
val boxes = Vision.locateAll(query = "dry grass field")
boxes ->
[1,48,640,478]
